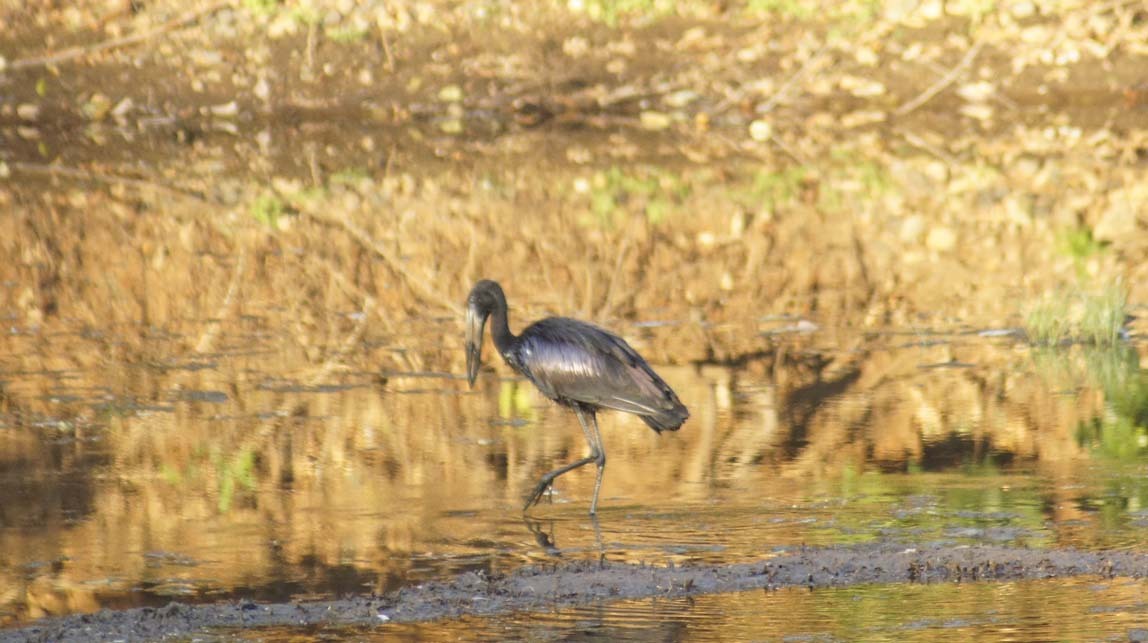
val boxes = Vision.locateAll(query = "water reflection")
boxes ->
[369,576,1148,642]
[1,321,1146,625]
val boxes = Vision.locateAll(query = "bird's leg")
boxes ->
[523,405,602,513]
[579,409,607,516]
[524,454,597,511]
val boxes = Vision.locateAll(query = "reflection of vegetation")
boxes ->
[160,447,259,513]
[1075,345,1148,461]
[833,468,1049,547]
[585,166,690,226]
[499,380,537,421]
[216,448,258,513]
[1025,286,1126,346]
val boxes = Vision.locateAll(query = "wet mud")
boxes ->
[7,542,1148,642]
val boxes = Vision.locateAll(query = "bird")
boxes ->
[465,279,688,515]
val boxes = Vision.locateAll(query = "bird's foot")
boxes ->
[523,480,553,512]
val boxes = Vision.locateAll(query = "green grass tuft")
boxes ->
[250,193,286,228]
[1025,285,1127,347]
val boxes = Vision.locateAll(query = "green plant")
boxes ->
[586,166,690,226]
[1080,285,1127,346]
[250,193,285,228]
[1024,286,1127,347]
[749,166,808,211]
[1057,225,1106,262]
[327,26,370,43]
[747,0,814,19]
[243,0,279,14]
[578,0,677,27]
[1025,293,1072,346]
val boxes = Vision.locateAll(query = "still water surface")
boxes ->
[299,576,1148,642]
[2,320,1146,630]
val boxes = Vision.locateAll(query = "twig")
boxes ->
[11,1,232,71]
[757,43,830,115]
[895,41,984,117]
[919,58,1016,110]
[305,21,317,77]
[895,128,958,167]
[307,294,376,386]
[298,204,462,317]
[9,162,209,201]
[762,132,809,166]
[380,30,396,73]
[597,238,630,322]
[195,246,247,353]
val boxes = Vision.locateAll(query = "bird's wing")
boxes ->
[517,320,678,416]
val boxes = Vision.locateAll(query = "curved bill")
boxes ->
[465,306,486,388]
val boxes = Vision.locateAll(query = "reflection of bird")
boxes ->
[466,280,689,515]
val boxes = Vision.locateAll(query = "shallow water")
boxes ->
[2,317,1146,626]
[370,576,1148,642]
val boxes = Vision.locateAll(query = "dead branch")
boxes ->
[10,1,232,71]
[895,41,985,117]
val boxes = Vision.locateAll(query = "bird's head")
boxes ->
[465,280,506,388]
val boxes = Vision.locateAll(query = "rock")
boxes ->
[664,90,698,108]
[82,94,112,121]
[919,0,943,19]
[1009,0,1035,18]
[959,103,994,122]
[926,226,957,252]
[111,98,134,118]
[900,215,926,243]
[438,85,463,102]
[840,110,886,128]
[749,120,772,141]
[210,101,239,117]
[639,111,672,131]
[1093,190,1138,242]
[840,75,886,97]
[16,103,40,120]
[957,81,995,102]
[253,77,270,101]
[563,36,589,58]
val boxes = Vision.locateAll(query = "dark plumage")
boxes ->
[466,279,688,515]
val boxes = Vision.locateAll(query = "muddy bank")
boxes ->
[6,543,1148,641]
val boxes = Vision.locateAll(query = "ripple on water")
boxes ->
[362,576,1148,643]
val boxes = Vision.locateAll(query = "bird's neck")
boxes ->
[488,305,516,355]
